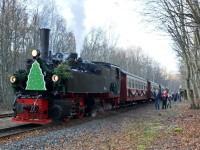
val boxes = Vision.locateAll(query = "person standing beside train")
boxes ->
[167,93,172,108]
[162,88,168,109]
[155,85,162,110]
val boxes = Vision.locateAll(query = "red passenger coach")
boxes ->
[119,71,158,103]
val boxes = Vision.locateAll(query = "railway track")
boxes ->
[0,113,14,119]
[0,102,152,139]
[0,124,42,138]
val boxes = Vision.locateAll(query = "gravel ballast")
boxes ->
[0,103,182,150]
[1,114,125,149]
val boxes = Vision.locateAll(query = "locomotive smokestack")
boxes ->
[40,28,50,60]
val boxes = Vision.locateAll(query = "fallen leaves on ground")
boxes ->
[149,102,200,150]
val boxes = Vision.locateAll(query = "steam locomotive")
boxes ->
[10,28,159,124]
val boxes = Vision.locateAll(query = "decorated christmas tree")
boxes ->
[25,60,47,91]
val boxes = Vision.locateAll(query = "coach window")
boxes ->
[132,80,135,88]
[129,78,131,88]
[130,79,132,88]
[132,80,134,88]
[134,81,136,88]
[127,78,129,88]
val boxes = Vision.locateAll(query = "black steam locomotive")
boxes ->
[10,29,158,124]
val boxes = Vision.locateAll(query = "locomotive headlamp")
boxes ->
[10,75,16,83]
[32,49,38,57]
[32,49,40,58]
[52,75,59,82]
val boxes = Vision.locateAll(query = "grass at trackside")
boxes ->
[103,102,187,150]
[124,122,164,150]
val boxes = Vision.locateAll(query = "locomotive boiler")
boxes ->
[10,28,158,124]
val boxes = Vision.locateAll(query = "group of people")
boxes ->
[154,86,181,110]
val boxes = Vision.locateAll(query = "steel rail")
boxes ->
[0,124,42,138]
[0,113,14,119]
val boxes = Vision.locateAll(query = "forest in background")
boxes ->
[0,0,180,109]
[145,0,200,108]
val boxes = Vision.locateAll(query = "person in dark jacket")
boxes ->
[155,86,162,110]
[162,89,168,109]
[167,94,172,108]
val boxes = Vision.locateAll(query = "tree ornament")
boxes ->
[25,60,46,91]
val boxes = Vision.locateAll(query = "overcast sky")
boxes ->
[55,0,178,73]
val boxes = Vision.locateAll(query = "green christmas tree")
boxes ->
[25,60,47,91]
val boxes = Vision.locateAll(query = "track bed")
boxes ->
[0,102,155,149]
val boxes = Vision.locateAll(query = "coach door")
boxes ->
[120,72,127,101]
[146,81,151,99]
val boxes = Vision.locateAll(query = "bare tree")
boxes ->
[81,28,117,62]
[0,0,76,108]
[0,0,29,108]
[81,28,170,88]
[38,2,76,53]
[144,0,200,108]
